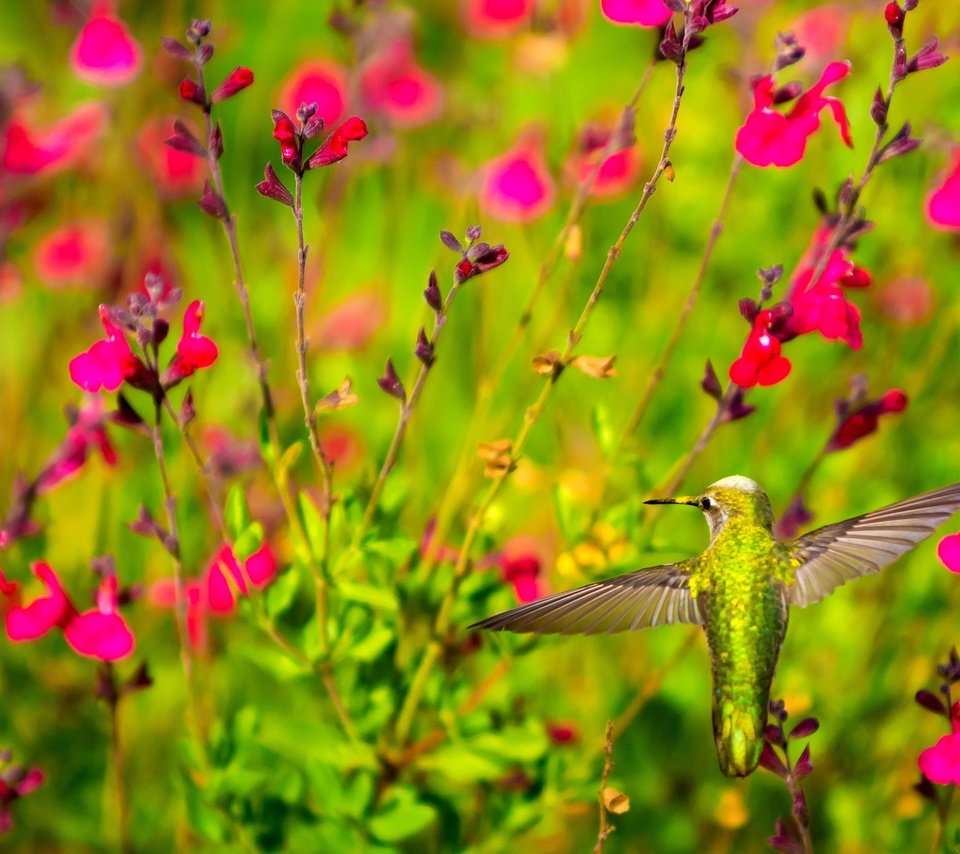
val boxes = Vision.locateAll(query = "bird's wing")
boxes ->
[787,482,960,608]
[470,564,703,635]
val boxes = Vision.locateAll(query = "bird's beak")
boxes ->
[644,496,700,507]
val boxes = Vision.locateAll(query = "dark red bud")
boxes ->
[211,67,254,103]
[424,271,442,312]
[256,163,294,207]
[377,358,406,402]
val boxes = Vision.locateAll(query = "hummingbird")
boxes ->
[472,476,960,777]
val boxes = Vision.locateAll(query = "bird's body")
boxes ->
[472,476,960,777]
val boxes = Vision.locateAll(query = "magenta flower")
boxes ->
[926,149,960,231]
[210,67,254,103]
[462,0,534,39]
[480,134,556,223]
[601,0,672,27]
[136,117,206,198]
[69,305,147,392]
[567,124,641,198]
[729,308,791,388]
[736,61,853,168]
[1,102,107,176]
[0,759,44,834]
[63,573,134,661]
[360,41,443,128]
[165,300,218,383]
[206,544,279,614]
[278,60,347,126]
[4,562,76,642]
[919,702,960,785]
[937,535,960,574]
[499,553,544,604]
[826,388,907,451]
[33,221,109,288]
[69,2,142,86]
[34,395,117,495]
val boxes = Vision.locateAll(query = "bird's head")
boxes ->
[644,475,774,541]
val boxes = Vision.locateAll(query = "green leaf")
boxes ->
[592,403,616,458]
[368,787,437,843]
[180,767,226,842]
[415,743,505,782]
[468,721,549,764]
[234,522,264,560]
[344,622,394,663]
[364,536,417,568]
[235,642,312,680]
[225,484,252,541]
[265,565,300,618]
[338,580,399,613]
[299,490,325,558]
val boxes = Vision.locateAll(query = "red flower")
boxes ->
[926,149,960,231]
[33,221,109,288]
[315,291,386,351]
[736,61,852,168]
[165,300,218,384]
[278,60,347,126]
[919,703,960,785]
[729,308,791,388]
[211,67,254,103]
[827,389,907,451]
[4,563,75,641]
[480,133,556,223]
[1,102,107,176]
[0,758,44,834]
[546,721,580,745]
[567,124,641,198]
[306,116,369,169]
[601,0,673,27]
[34,395,117,495]
[360,42,443,128]
[462,0,534,38]
[69,305,146,392]
[136,117,206,198]
[69,2,142,86]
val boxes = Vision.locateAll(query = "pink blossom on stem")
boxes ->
[937,535,960,574]
[601,0,673,27]
[729,308,791,388]
[736,61,853,168]
[926,149,960,231]
[34,395,117,495]
[1,102,108,176]
[826,389,906,451]
[5,562,77,642]
[33,221,109,288]
[207,544,278,614]
[480,133,556,222]
[69,2,143,86]
[306,116,369,169]
[919,702,960,785]
[500,553,544,603]
[462,0,535,39]
[0,760,44,834]
[136,117,206,198]
[63,573,134,661]
[165,300,218,383]
[69,305,146,392]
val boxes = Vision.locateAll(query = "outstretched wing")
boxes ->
[788,482,960,608]
[470,564,703,635]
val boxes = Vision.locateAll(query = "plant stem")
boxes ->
[103,664,131,854]
[420,62,656,574]
[393,34,694,748]
[356,278,464,542]
[593,721,617,854]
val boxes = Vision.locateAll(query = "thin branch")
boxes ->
[593,721,617,854]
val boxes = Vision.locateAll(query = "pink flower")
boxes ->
[278,61,347,126]
[211,67,254,103]
[1,102,107,176]
[4,562,134,661]
[33,221,109,288]
[937,534,960,574]
[462,0,534,38]
[206,544,278,614]
[790,6,849,63]
[63,573,134,660]
[729,308,791,388]
[136,117,206,198]
[164,300,218,383]
[316,291,386,350]
[318,425,363,470]
[736,61,853,168]
[500,552,544,603]
[360,42,443,128]
[480,134,556,223]
[69,305,146,392]
[306,116,369,169]
[34,395,117,495]
[877,277,933,326]
[601,0,673,27]
[926,149,960,231]
[785,226,868,348]
[919,703,960,785]
[568,124,641,198]
[5,562,76,641]
[69,2,142,86]
[0,758,44,834]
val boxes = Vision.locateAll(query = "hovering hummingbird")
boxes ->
[473,476,960,777]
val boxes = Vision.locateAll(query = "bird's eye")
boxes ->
[701,497,713,510]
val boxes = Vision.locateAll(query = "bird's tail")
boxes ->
[713,700,764,777]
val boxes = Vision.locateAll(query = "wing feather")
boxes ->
[788,482,960,607]
[471,564,703,636]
